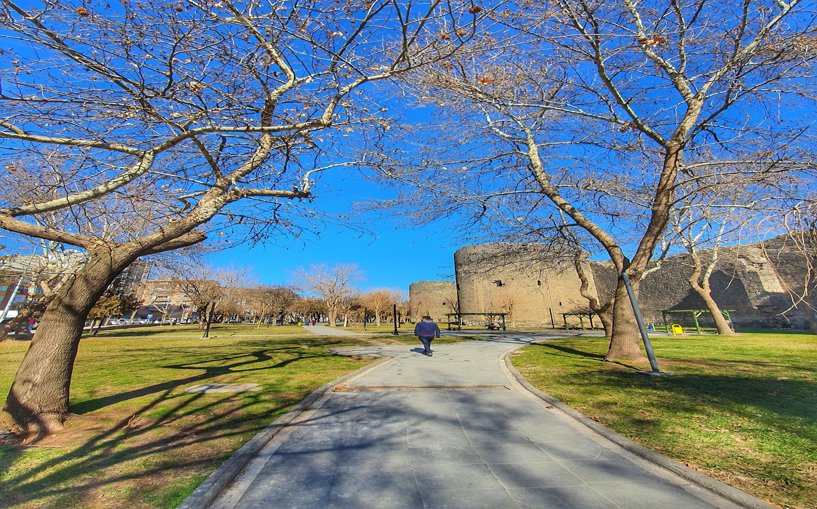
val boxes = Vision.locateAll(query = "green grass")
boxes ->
[0,326,374,509]
[510,332,817,509]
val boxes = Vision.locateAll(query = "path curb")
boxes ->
[177,356,392,509]
[501,343,775,509]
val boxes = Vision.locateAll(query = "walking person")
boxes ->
[414,315,440,357]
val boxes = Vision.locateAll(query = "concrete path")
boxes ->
[185,333,770,509]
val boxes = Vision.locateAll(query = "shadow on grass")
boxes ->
[70,345,326,415]
[0,339,358,508]
[534,342,644,371]
[523,343,817,439]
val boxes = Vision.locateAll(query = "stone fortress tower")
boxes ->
[408,281,457,323]
[409,234,814,330]
[454,244,596,328]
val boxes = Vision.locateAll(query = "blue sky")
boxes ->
[206,218,460,295]
[205,167,463,295]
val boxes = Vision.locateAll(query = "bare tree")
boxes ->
[361,289,402,326]
[391,0,814,361]
[0,0,484,432]
[297,264,362,327]
[251,285,300,326]
[174,266,224,338]
[216,268,253,323]
[294,297,325,325]
[778,201,817,333]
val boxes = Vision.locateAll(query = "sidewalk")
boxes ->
[182,333,771,509]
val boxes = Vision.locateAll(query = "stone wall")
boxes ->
[408,281,457,323]
[590,237,812,329]
[410,234,814,331]
[454,244,598,328]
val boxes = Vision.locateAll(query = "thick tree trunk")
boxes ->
[1,247,136,434]
[605,277,644,361]
[605,144,684,361]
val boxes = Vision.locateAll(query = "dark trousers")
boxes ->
[418,335,434,353]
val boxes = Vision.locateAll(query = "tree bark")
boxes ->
[689,261,735,335]
[572,251,613,337]
[0,246,137,434]
[605,143,684,360]
[696,287,735,335]
[597,308,613,339]
[605,277,644,360]
[202,302,215,338]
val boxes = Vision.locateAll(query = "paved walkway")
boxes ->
[183,333,770,509]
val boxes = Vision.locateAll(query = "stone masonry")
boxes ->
[409,235,814,330]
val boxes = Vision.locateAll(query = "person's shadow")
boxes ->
[410,347,427,355]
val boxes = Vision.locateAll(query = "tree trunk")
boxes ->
[689,273,735,335]
[90,318,102,336]
[605,277,644,361]
[202,302,215,338]
[698,288,735,335]
[604,144,684,361]
[1,247,136,434]
[597,308,613,338]
[572,251,613,337]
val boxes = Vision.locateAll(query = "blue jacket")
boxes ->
[414,319,441,338]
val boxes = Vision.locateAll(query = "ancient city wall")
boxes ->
[454,244,597,328]
[408,281,457,323]
[410,234,814,331]
[593,238,812,329]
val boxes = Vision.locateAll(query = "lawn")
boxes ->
[0,324,375,508]
[510,332,817,509]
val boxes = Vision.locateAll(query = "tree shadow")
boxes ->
[530,342,643,371]
[0,340,362,507]
[71,346,329,414]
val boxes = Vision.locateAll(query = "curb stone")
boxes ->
[177,356,391,509]
[501,342,775,509]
